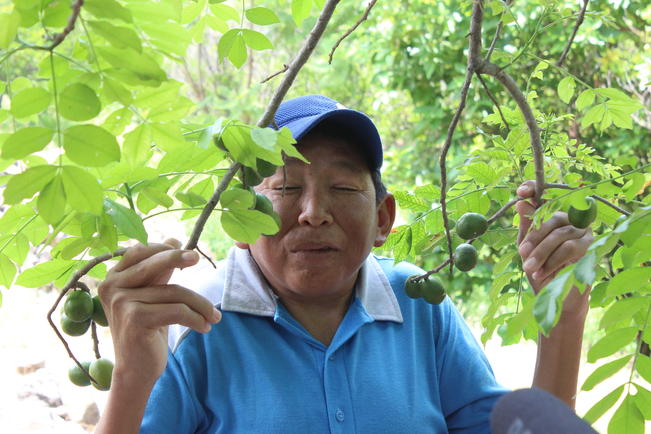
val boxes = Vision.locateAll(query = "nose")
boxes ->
[297,187,333,227]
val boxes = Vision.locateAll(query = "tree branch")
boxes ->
[556,0,589,67]
[49,0,85,51]
[328,0,378,64]
[544,182,631,216]
[476,72,510,132]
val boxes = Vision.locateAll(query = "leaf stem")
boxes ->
[49,52,63,167]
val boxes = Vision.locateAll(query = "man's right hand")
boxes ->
[98,238,221,388]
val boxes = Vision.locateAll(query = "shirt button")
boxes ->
[328,354,335,361]
[335,409,345,422]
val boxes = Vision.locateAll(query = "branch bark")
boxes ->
[48,0,85,51]
[556,0,589,67]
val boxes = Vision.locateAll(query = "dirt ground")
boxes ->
[1,283,635,434]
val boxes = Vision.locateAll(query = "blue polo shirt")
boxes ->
[140,247,507,433]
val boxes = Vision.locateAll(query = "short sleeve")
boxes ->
[140,349,205,433]
[435,298,509,432]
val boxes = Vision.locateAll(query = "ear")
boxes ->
[235,241,249,249]
[374,193,396,248]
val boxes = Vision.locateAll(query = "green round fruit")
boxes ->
[242,166,263,187]
[568,196,597,229]
[92,296,108,327]
[256,159,278,178]
[61,313,91,336]
[421,275,446,305]
[404,275,423,299]
[254,193,281,228]
[90,358,114,391]
[63,290,93,322]
[68,361,92,387]
[454,243,478,272]
[455,213,488,240]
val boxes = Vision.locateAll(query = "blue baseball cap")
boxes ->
[273,95,383,170]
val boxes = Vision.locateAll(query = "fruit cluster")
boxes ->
[61,289,113,390]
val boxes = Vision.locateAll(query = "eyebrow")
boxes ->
[284,158,364,174]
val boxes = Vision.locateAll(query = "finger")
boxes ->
[516,180,537,199]
[136,302,216,334]
[114,242,177,272]
[516,200,536,245]
[124,284,221,324]
[518,212,571,258]
[523,225,587,276]
[163,238,182,249]
[531,233,593,282]
[112,249,199,288]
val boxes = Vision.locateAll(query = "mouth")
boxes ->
[290,243,339,253]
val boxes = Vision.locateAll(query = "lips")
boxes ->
[290,241,339,252]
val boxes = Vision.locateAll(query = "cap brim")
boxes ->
[281,109,383,170]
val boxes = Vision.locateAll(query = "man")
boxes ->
[95,95,592,433]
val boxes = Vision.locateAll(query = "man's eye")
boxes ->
[334,186,358,192]
[272,186,300,191]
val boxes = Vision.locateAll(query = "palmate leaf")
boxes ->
[221,209,279,244]
[59,83,102,121]
[63,125,120,167]
[104,199,148,245]
[245,7,280,25]
[10,87,51,118]
[1,127,53,160]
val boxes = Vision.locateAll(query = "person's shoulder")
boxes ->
[372,254,425,281]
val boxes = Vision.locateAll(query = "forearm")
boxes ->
[532,299,588,409]
[95,370,157,434]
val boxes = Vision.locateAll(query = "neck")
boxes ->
[279,290,354,346]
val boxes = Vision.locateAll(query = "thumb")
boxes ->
[516,200,536,245]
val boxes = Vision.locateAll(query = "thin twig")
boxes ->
[476,72,510,132]
[196,244,217,269]
[556,0,589,67]
[261,64,289,84]
[49,0,85,51]
[543,182,631,216]
[485,21,503,63]
[328,0,378,64]
[91,322,101,359]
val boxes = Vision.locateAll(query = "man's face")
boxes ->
[239,135,395,304]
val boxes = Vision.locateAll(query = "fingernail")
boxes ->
[182,251,198,262]
[519,242,533,258]
[211,308,221,323]
[203,323,212,333]
[524,257,538,272]
[517,185,529,195]
[533,271,542,280]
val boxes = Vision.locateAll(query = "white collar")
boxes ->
[221,247,403,323]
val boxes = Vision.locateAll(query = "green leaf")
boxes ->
[634,385,651,420]
[59,83,102,121]
[0,9,21,49]
[242,29,273,51]
[10,87,51,118]
[221,123,256,168]
[88,20,142,52]
[533,271,573,334]
[61,166,104,216]
[221,209,279,244]
[414,184,440,201]
[218,29,239,61]
[37,175,66,224]
[608,394,645,434]
[557,76,576,104]
[583,385,625,424]
[245,7,280,25]
[607,267,651,298]
[175,192,206,207]
[0,254,16,288]
[84,0,133,22]
[15,259,76,288]
[394,191,430,212]
[63,125,120,167]
[97,46,166,83]
[122,124,153,166]
[292,0,312,26]
[582,355,632,391]
[576,89,595,111]
[636,354,651,384]
[3,165,57,204]
[574,250,597,285]
[466,162,499,186]
[1,127,53,159]
[141,187,173,209]
[600,297,648,329]
[581,103,606,129]
[220,188,254,209]
[104,199,148,244]
[229,33,247,68]
[210,3,240,22]
[587,327,638,363]
[250,127,279,151]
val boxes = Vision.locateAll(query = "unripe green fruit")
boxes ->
[568,196,597,229]
[241,166,263,187]
[455,213,488,240]
[256,159,278,178]
[404,275,423,299]
[61,313,91,336]
[64,290,93,322]
[68,361,92,387]
[421,275,446,305]
[254,193,281,229]
[454,243,478,272]
[90,358,114,391]
[92,296,108,327]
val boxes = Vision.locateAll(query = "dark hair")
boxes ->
[300,120,388,205]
